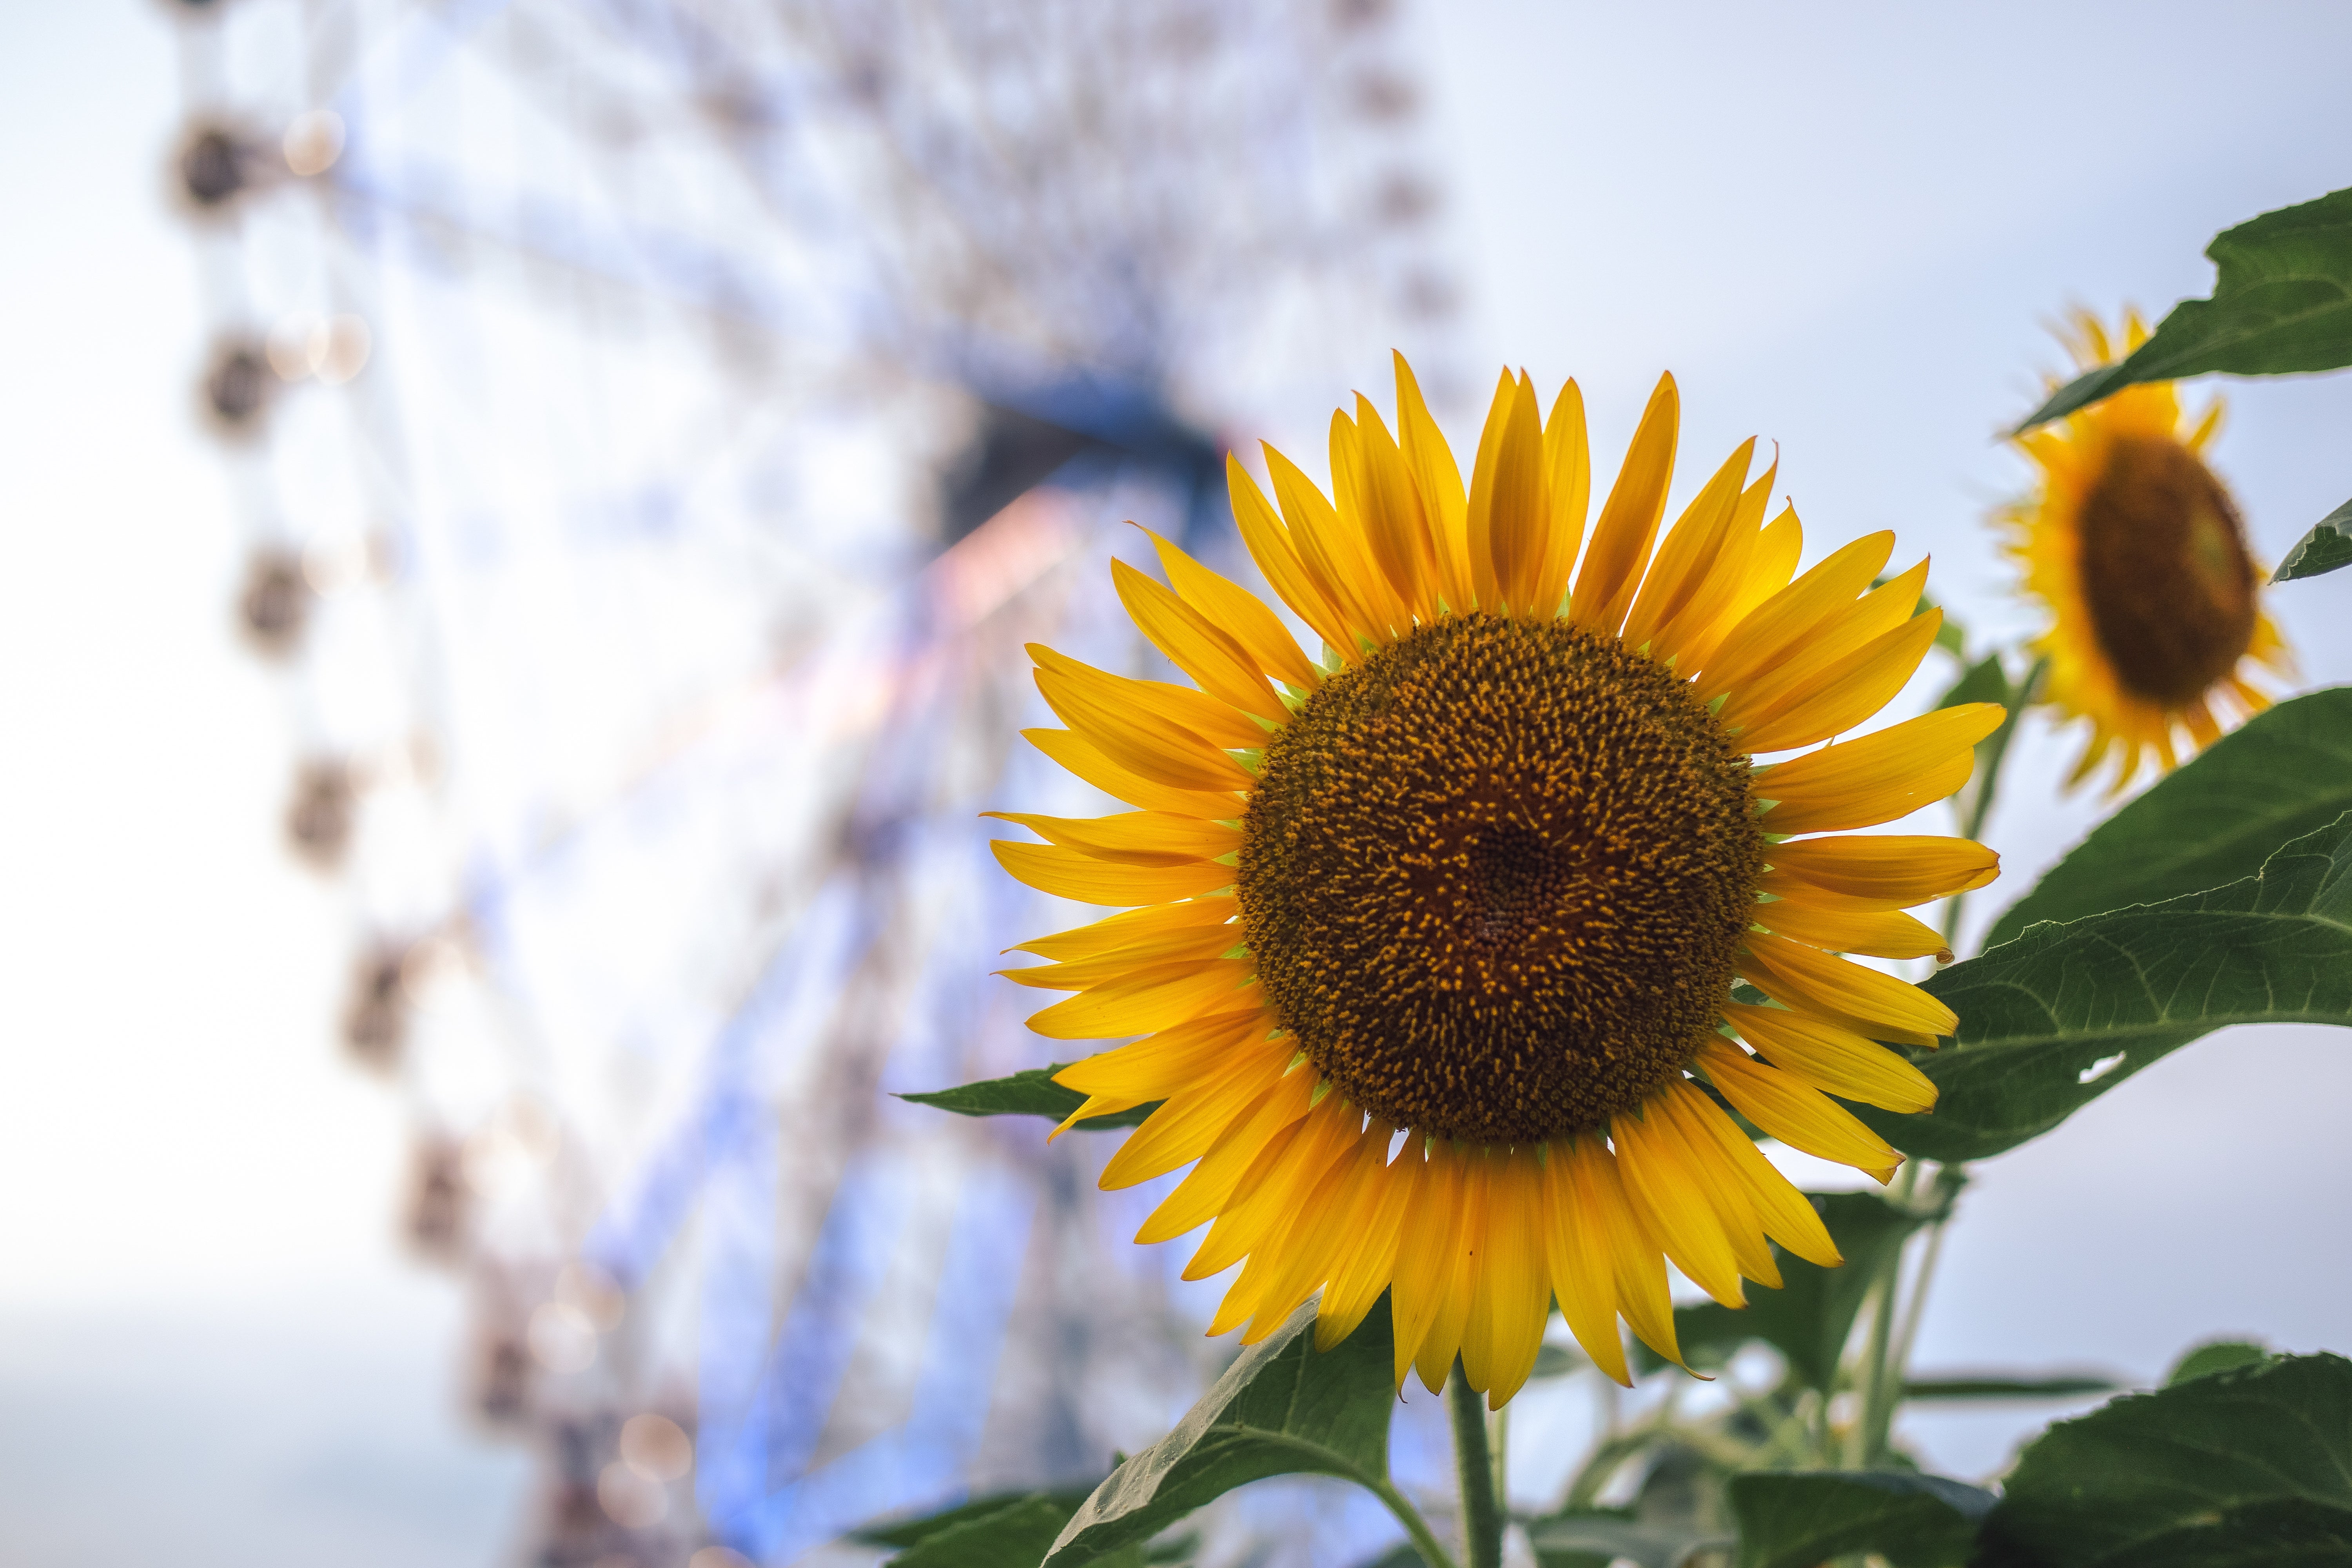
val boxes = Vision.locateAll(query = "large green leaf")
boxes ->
[897,1064,1160,1131]
[2275,495,2352,584]
[1631,1192,1931,1390]
[1875,811,2352,1161]
[2018,186,2352,428]
[1042,1296,1401,1566]
[1988,688,2352,946]
[1978,1353,2352,1568]
[1528,1512,1728,1568]
[2168,1339,2271,1387]
[1729,1471,1994,1568]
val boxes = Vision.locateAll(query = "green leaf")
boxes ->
[1631,1192,1930,1389]
[2275,495,2352,584]
[876,1495,1144,1568]
[1528,1511,1730,1568]
[855,1485,1101,1548]
[1729,1471,1994,1568]
[1042,1296,1399,1566]
[1988,688,2352,946]
[1872,811,2352,1161]
[897,1065,1160,1131]
[2017,186,2352,428]
[1902,1374,2118,1402]
[1978,1352,2352,1568]
[2168,1339,2272,1387]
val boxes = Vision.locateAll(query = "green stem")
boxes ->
[1942,655,2048,946]
[1849,1164,1920,1466]
[1449,1361,1505,1568]
[1369,1478,1461,1568]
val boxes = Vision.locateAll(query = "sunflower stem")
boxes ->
[1369,1477,1461,1568]
[1941,655,2048,947]
[1851,1163,1922,1465]
[1449,1361,1506,1568]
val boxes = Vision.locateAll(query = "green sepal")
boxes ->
[897,1064,1159,1131]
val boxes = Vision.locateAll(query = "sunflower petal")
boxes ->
[1737,929,1955,1048]
[1724,1003,1938,1114]
[1011,894,1239,962]
[1317,1130,1415,1350]
[1352,395,1440,622]
[1754,895,1951,962]
[1756,704,2004,835]
[1140,526,1321,690]
[1394,352,1473,613]
[1530,377,1591,620]
[1227,455,1356,658]
[984,809,1240,865]
[1569,373,1679,636]
[1699,1038,1901,1183]
[1138,1061,1318,1241]
[1668,1081,1841,1269]
[1713,557,1927,725]
[1267,443,1392,646]
[1100,1033,1292,1189]
[1612,1100,1744,1307]
[1695,532,1896,704]
[1020,728,1241,819]
[1468,373,1551,617]
[1571,1138,1685,1372]
[1760,836,1998,906]
[1054,1003,1269,1099]
[1023,958,1256,1039]
[1481,1149,1551,1407]
[1541,1141,1629,1385]
[1111,560,1287,725]
[1622,438,1756,654]
[1033,644,1266,751]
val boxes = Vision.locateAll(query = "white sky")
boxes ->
[4,1,2352,1561]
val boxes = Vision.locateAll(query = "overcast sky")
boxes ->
[3,3,2350,1562]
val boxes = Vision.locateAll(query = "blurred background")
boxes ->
[3,3,2350,1565]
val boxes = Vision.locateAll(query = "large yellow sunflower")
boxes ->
[989,356,2002,1408]
[2005,309,2292,791]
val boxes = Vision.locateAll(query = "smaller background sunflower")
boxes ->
[2003,309,2293,792]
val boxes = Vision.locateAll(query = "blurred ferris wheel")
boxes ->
[165,0,1463,1561]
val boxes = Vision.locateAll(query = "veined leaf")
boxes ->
[1632,1192,1931,1390]
[897,1065,1159,1131]
[879,1496,1145,1568]
[1978,1353,2352,1568]
[2275,495,2352,584]
[1043,1296,1399,1566]
[1989,688,2352,945]
[1875,812,2352,1162]
[854,1485,1098,1548]
[1730,1471,1994,1568]
[2018,186,2352,428]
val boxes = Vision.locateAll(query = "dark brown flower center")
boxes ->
[2076,433,2258,706]
[1238,614,1763,1145]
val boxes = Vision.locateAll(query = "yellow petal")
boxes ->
[1389,1139,1460,1389]
[1328,412,1413,636]
[1024,958,1256,1040]
[1137,1060,1318,1241]
[1756,704,2005,835]
[1054,1003,1268,1100]
[1111,560,1287,725]
[1033,643,1267,751]
[1414,1144,1482,1395]
[1754,895,1951,963]
[1140,525,1321,690]
[998,920,1240,990]
[1570,1138,1684,1371]
[1034,668,1256,795]
[1737,929,1955,1048]
[1529,377,1592,621]
[1012,894,1238,962]
[1622,438,1757,654]
[1736,608,1943,755]
[1666,1081,1841,1269]
[1227,455,1356,659]
[1713,557,1926,726]
[1757,835,1999,906]
[1612,1100,1745,1307]
[1241,1118,1391,1343]
[1679,501,1800,672]
[1569,372,1679,636]
[1695,532,1896,704]
[984,809,1240,866]
[1724,1003,1938,1114]
[1699,1038,1902,1183]
[1267,443,1393,646]
[1188,1091,1359,1281]
[991,840,1236,907]
[1541,1141,1629,1385]
[1098,1030,1290,1189]
[1648,1087,1781,1290]
[1352,395,1440,622]
[1317,1128,1416,1350]
[1481,1149,1552,1407]
[1469,372,1551,617]
[1454,1151,1503,1394]
[1021,728,1242,819]
[1655,456,1779,667]
[1394,352,1473,614]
